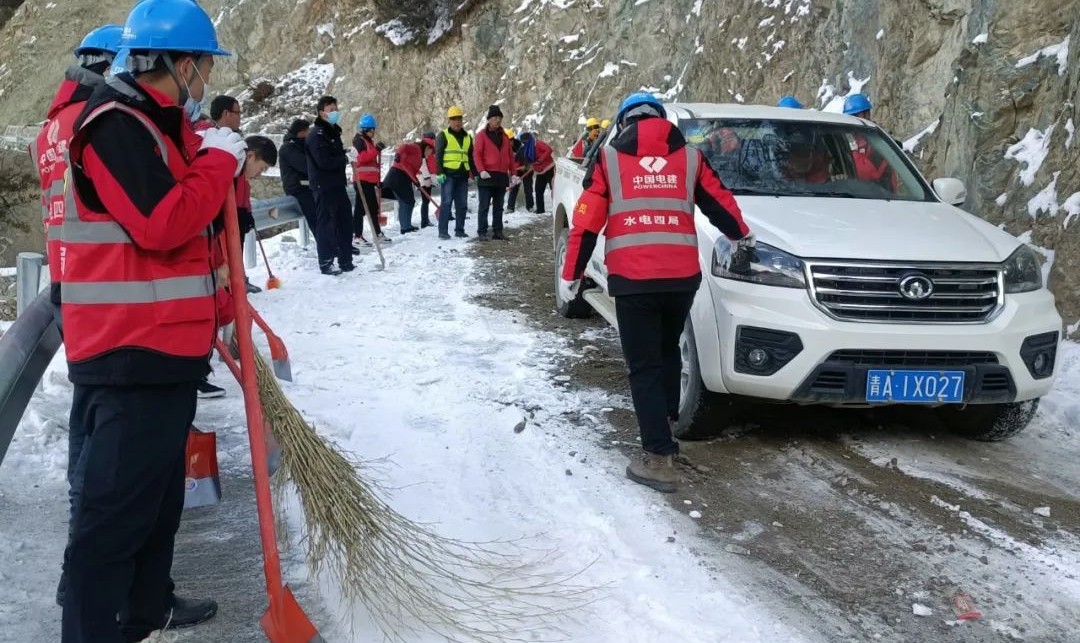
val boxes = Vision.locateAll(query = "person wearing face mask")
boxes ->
[60,0,245,640]
[305,95,355,275]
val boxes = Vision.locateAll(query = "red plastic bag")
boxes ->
[184,427,222,509]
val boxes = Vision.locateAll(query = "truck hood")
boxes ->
[719,197,1020,263]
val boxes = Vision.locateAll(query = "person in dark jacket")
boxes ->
[60,0,243,638]
[561,93,754,494]
[472,104,516,241]
[305,95,354,275]
[435,105,474,240]
[505,128,535,213]
[279,119,316,231]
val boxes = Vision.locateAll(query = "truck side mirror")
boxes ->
[933,178,967,206]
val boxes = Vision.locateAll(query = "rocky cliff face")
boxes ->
[0,0,1078,331]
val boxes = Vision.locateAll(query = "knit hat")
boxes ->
[486,104,503,119]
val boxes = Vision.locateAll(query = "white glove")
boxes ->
[200,127,247,176]
[419,175,434,187]
[480,171,492,179]
[346,148,358,163]
[510,175,522,187]
[559,278,580,302]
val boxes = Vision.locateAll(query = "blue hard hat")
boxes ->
[615,92,666,125]
[120,0,231,56]
[843,93,872,116]
[359,113,377,130]
[75,24,124,57]
[777,95,803,109]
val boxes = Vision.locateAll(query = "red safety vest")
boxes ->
[352,136,381,184]
[30,81,83,287]
[63,101,217,363]
[600,144,701,281]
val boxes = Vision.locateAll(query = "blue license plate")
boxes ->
[866,370,966,404]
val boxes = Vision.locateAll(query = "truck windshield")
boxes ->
[681,118,935,202]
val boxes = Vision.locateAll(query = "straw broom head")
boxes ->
[253,352,593,642]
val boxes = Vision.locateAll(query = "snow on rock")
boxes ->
[1027,172,1060,218]
[1062,192,1080,229]
[759,16,776,28]
[902,118,940,153]
[690,0,704,18]
[1005,124,1055,186]
[876,29,885,40]
[316,22,335,38]
[599,62,620,78]
[1016,35,1070,75]
[1034,506,1052,517]
[689,511,703,519]
[375,19,417,46]
[912,604,933,617]
[820,72,870,112]
[996,192,1009,206]
[1066,118,1075,149]
[972,33,988,44]
[559,33,581,44]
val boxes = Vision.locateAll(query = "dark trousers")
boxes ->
[506,173,534,211]
[62,382,197,643]
[477,185,506,236]
[438,175,469,235]
[418,185,433,226]
[383,170,417,232]
[287,188,317,231]
[353,182,383,238]
[534,169,555,214]
[614,291,695,456]
[314,186,354,269]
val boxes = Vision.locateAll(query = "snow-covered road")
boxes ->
[0,212,807,642]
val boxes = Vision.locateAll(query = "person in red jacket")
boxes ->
[416,132,438,228]
[523,132,556,214]
[351,112,389,245]
[59,1,246,639]
[473,104,517,240]
[561,93,753,494]
[31,24,121,322]
[382,140,432,233]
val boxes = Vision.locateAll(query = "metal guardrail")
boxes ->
[0,290,62,466]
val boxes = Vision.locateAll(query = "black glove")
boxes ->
[238,207,256,236]
[376,142,387,152]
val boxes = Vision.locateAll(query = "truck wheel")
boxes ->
[674,320,737,440]
[936,399,1039,441]
[555,229,593,318]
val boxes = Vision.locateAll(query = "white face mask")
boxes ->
[182,63,209,123]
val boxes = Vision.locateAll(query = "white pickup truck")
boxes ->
[553,103,1062,441]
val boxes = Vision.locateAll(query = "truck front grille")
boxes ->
[808,262,1002,323]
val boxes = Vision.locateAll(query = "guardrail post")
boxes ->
[16,252,44,318]
[245,230,257,269]
[298,219,310,248]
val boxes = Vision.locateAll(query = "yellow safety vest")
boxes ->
[442,128,472,172]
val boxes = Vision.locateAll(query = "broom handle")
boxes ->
[222,186,288,609]
[256,235,276,279]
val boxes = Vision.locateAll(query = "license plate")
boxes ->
[866,370,965,404]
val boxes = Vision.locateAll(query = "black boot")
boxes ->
[165,594,219,630]
[320,262,342,276]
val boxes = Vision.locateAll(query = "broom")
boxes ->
[253,357,592,642]
[256,235,282,289]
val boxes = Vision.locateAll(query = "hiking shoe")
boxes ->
[476,234,489,242]
[355,236,373,246]
[320,263,342,276]
[351,245,362,255]
[625,452,678,493]
[454,231,469,238]
[506,207,516,214]
[376,233,392,244]
[438,233,452,240]
[421,222,434,228]
[164,595,218,630]
[196,380,226,399]
[244,278,261,294]
[492,232,508,241]
[339,263,356,273]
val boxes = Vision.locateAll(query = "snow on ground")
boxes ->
[0,211,805,642]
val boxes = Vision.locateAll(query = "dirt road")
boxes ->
[471,216,1080,642]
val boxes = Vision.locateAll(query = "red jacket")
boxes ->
[64,76,237,385]
[31,68,104,295]
[473,127,516,176]
[423,137,437,174]
[850,134,897,190]
[352,134,381,184]
[533,139,555,175]
[390,142,423,181]
[563,117,749,296]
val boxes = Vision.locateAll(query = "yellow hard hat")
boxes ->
[585,117,600,129]
[447,105,465,118]
[601,119,611,129]
[504,128,515,139]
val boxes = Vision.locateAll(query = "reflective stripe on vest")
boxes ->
[602,145,699,254]
[62,275,215,304]
[442,128,472,171]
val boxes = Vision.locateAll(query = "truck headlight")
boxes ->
[1002,245,1042,293]
[712,239,806,288]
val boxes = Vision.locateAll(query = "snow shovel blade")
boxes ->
[260,585,324,643]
